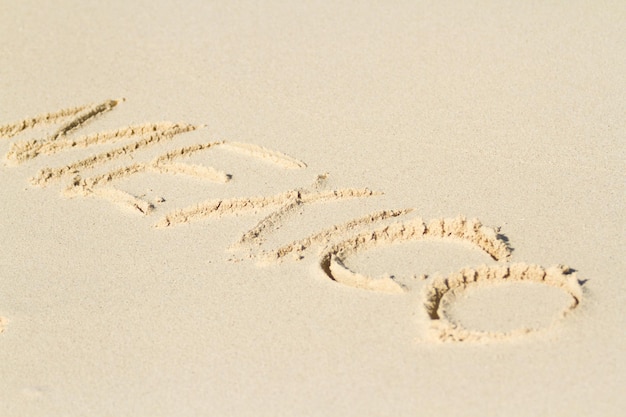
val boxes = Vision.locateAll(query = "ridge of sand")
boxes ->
[31,123,199,186]
[256,208,415,262]
[155,188,381,227]
[0,98,119,141]
[7,122,184,163]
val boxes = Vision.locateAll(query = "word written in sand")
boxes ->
[0,99,585,342]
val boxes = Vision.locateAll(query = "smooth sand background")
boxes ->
[1,1,625,416]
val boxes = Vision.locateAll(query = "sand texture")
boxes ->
[1,1,625,416]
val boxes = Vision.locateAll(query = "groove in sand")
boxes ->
[222,142,307,169]
[0,99,119,140]
[156,188,381,228]
[90,187,155,215]
[7,122,184,163]
[258,208,414,262]
[422,263,583,342]
[31,123,199,186]
[319,216,511,293]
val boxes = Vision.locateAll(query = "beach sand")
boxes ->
[1,1,624,416]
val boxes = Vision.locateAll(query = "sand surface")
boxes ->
[1,1,625,416]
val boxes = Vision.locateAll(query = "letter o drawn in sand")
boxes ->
[423,263,583,342]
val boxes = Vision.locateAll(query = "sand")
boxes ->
[1,1,625,416]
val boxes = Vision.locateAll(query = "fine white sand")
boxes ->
[1,1,625,416]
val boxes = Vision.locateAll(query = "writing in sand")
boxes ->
[0,99,585,342]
